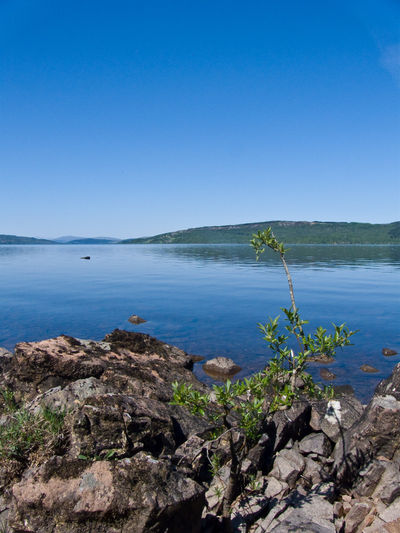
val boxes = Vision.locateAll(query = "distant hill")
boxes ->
[54,236,119,244]
[121,221,400,245]
[0,234,55,244]
[65,238,120,244]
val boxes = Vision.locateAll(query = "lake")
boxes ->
[0,244,399,402]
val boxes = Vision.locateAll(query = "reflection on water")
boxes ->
[148,243,400,270]
[0,244,399,402]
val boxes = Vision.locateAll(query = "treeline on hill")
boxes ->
[122,221,400,245]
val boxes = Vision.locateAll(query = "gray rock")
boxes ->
[245,433,274,473]
[269,448,305,488]
[372,459,400,505]
[0,346,13,372]
[205,464,230,513]
[353,460,385,497]
[378,495,400,527]
[375,362,400,400]
[301,456,324,486]
[272,401,311,451]
[26,376,112,413]
[343,501,372,533]
[254,490,335,533]
[333,391,400,484]
[298,432,332,458]
[264,477,289,500]
[231,493,269,532]
[320,396,364,443]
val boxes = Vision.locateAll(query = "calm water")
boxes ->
[1,244,399,402]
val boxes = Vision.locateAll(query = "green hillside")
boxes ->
[0,235,55,244]
[121,221,400,245]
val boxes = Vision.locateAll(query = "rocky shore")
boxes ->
[0,330,399,532]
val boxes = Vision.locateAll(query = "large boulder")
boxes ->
[8,453,205,533]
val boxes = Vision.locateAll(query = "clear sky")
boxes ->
[1,0,399,239]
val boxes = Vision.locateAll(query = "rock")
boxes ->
[344,501,372,533]
[128,314,147,325]
[202,357,241,379]
[244,433,274,473]
[271,400,312,451]
[0,347,13,373]
[301,456,324,486]
[333,384,355,396]
[353,459,385,497]
[320,368,337,380]
[333,364,400,485]
[26,376,112,413]
[80,256,90,259]
[372,456,400,505]
[269,448,305,488]
[374,362,400,400]
[174,435,210,482]
[378,496,400,528]
[307,353,335,364]
[320,396,364,442]
[0,329,214,532]
[298,432,332,458]
[8,453,205,533]
[254,489,335,533]
[264,477,289,500]
[205,464,230,513]
[361,364,380,373]
[1,329,204,404]
[231,492,269,532]
[189,354,205,363]
[382,348,398,356]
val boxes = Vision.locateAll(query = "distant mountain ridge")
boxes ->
[2,222,400,245]
[121,221,400,245]
[54,236,119,244]
[0,235,55,245]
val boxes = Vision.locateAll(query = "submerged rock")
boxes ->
[361,364,379,373]
[319,368,337,380]
[382,348,398,356]
[307,353,335,364]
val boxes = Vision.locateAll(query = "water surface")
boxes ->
[0,244,399,402]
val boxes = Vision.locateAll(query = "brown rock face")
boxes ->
[0,330,209,532]
[9,454,205,533]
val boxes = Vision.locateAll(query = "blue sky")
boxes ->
[1,0,399,238]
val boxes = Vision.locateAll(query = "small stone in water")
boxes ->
[382,348,398,356]
[128,315,147,325]
[360,364,379,373]
[319,368,336,381]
